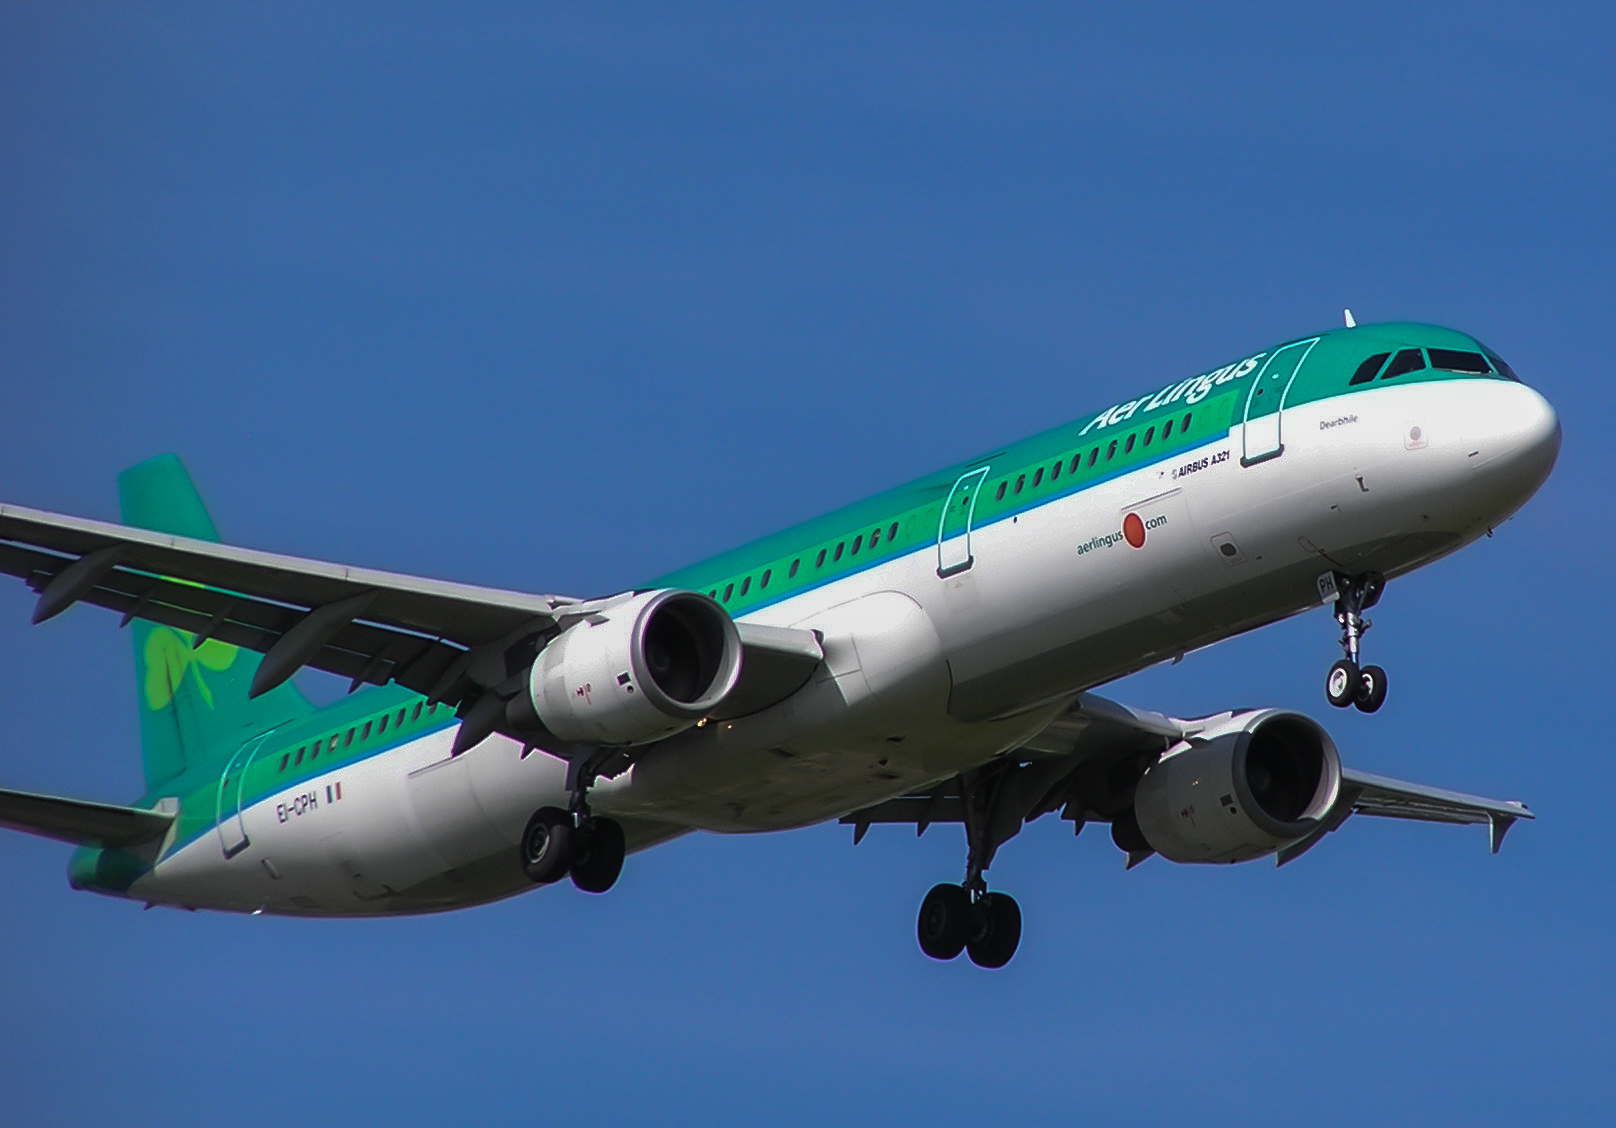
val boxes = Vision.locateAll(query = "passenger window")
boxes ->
[1143,426,1155,446]
[761,569,771,588]
[412,703,422,721]
[816,549,826,568]
[344,729,355,747]
[1088,447,1099,467]
[1427,348,1491,374]
[1031,468,1043,488]
[1380,349,1426,380]
[1015,474,1025,494]
[280,753,290,772]
[739,577,750,596]
[723,583,734,601]
[1124,433,1136,454]
[888,522,898,541]
[1106,440,1117,460]
[870,528,881,548]
[789,559,800,578]
[852,535,863,556]
[1069,454,1080,475]
[1163,418,1174,439]
[397,708,406,726]
[361,721,372,741]
[1350,352,1390,385]
[709,589,717,598]
[295,747,305,766]
[1181,413,1192,431]
[379,715,388,733]
[1051,460,1061,480]
[833,542,844,562]
[996,481,1007,501]
[328,734,339,751]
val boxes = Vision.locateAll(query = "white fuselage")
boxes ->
[125,377,1560,915]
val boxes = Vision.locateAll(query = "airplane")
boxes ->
[0,319,1559,968]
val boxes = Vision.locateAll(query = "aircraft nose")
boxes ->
[1469,379,1561,506]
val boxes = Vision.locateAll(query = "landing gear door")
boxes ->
[936,466,990,578]
[1241,338,1319,466]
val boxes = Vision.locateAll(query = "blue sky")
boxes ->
[0,4,1611,1123]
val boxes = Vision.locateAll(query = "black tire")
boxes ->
[1326,658,1359,708]
[966,891,1022,969]
[570,817,627,894]
[917,883,972,961]
[520,806,573,884]
[1355,664,1388,714]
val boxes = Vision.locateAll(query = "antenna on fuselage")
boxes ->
[1343,308,1357,328]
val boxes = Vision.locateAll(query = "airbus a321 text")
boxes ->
[0,320,1559,967]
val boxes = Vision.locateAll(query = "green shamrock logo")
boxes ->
[143,626,238,711]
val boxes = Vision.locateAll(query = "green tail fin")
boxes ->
[118,455,314,790]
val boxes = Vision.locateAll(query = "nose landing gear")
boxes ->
[1325,571,1388,714]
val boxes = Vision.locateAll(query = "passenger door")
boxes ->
[214,730,276,859]
[936,466,990,578]
[1240,338,1320,466]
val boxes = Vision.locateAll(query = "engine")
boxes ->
[524,589,743,746]
[1132,710,1342,863]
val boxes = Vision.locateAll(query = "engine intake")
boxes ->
[526,589,742,746]
[1133,710,1341,864]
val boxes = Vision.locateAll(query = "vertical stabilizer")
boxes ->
[118,455,314,790]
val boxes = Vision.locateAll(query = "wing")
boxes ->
[842,692,1533,862]
[0,503,820,720]
[1283,766,1534,862]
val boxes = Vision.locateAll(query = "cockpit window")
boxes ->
[1349,352,1390,385]
[1380,348,1426,380]
[1481,347,1521,382]
[1427,348,1492,375]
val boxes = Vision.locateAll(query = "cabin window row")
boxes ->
[994,413,1195,503]
[279,700,439,772]
[708,521,903,605]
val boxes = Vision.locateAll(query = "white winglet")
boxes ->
[1344,308,1357,328]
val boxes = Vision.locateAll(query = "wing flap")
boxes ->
[0,786,174,847]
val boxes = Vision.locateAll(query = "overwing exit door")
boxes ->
[1241,337,1320,466]
[936,466,990,578]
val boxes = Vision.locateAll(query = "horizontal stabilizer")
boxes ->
[0,786,174,847]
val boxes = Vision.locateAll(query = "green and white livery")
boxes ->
[0,320,1560,968]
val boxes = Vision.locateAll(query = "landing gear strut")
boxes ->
[915,767,1023,968]
[1325,571,1389,714]
[519,754,627,893]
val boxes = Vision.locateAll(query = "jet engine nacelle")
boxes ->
[528,589,742,746]
[1133,710,1342,864]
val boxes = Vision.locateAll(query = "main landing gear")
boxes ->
[918,883,1022,969]
[520,757,627,893]
[916,766,1023,969]
[520,808,627,893]
[1325,571,1389,714]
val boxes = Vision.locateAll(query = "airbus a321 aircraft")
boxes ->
[0,320,1559,968]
